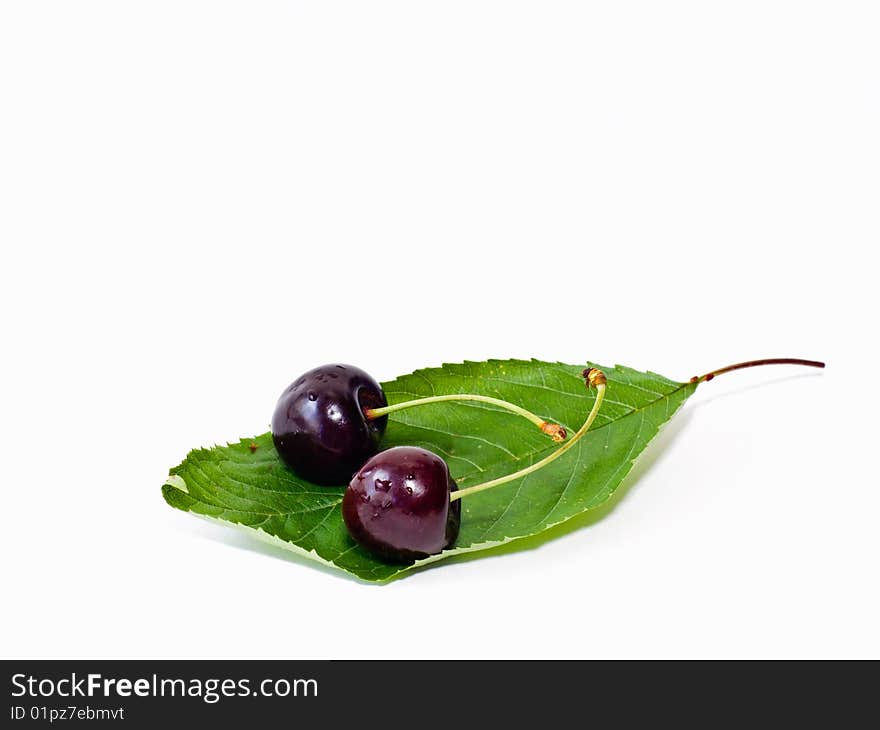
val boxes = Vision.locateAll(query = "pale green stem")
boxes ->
[366,394,566,442]
[450,382,606,502]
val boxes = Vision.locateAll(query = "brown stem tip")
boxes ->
[540,422,567,442]
[582,367,607,388]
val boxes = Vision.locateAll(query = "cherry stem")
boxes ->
[365,394,567,442]
[689,358,825,384]
[450,368,607,503]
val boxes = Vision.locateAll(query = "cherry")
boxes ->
[271,364,388,485]
[342,446,461,562]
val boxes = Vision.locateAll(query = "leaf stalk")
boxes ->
[689,358,825,384]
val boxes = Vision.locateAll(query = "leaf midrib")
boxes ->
[183,380,690,527]
[391,379,693,486]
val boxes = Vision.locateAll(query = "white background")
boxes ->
[1,2,877,659]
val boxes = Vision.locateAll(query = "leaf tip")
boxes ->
[164,474,189,494]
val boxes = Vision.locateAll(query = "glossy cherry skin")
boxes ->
[342,446,461,562]
[271,364,388,485]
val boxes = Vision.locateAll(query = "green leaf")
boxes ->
[162,359,697,582]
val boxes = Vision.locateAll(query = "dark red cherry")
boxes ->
[342,446,461,562]
[271,364,388,485]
